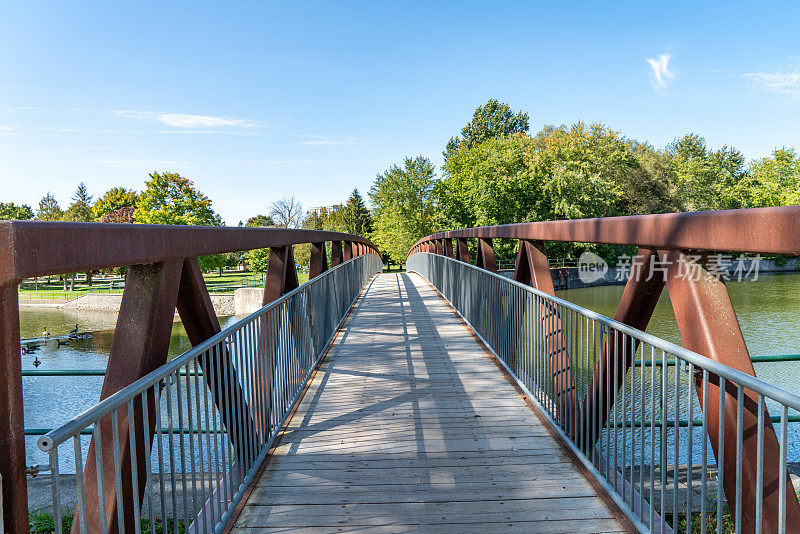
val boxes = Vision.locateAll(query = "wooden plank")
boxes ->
[230,273,625,532]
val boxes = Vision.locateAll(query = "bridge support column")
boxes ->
[455,238,469,263]
[579,248,663,452]
[443,238,454,258]
[663,250,800,533]
[434,240,444,255]
[263,245,299,305]
[309,242,328,279]
[74,261,183,533]
[343,241,353,262]
[0,282,27,533]
[331,241,343,266]
[515,240,575,428]
[475,238,497,272]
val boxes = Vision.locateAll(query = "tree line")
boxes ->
[368,99,800,264]
[0,173,373,275]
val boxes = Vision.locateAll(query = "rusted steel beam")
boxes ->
[309,242,328,279]
[0,282,26,534]
[475,238,497,272]
[434,240,444,255]
[262,246,299,306]
[408,206,800,258]
[0,221,377,285]
[443,238,454,258]
[578,249,664,452]
[515,240,575,426]
[176,258,258,453]
[330,240,343,266]
[343,241,353,262]
[455,238,469,263]
[663,250,800,533]
[74,261,182,533]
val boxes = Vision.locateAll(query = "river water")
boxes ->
[20,272,800,468]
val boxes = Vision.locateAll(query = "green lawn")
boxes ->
[19,270,311,300]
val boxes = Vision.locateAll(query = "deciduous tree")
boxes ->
[0,203,34,220]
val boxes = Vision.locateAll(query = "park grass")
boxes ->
[19,270,311,300]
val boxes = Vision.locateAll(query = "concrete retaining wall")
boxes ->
[234,288,264,316]
[22,293,236,318]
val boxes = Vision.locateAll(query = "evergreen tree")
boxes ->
[63,182,94,222]
[36,193,63,221]
[338,188,372,236]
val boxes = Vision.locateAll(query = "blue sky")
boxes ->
[1,1,799,224]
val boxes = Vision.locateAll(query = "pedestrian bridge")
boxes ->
[4,207,800,533]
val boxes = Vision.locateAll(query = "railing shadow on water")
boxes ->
[35,254,383,534]
[408,252,800,534]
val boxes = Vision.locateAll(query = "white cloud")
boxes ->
[95,158,202,168]
[646,53,675,91]
[7,106,47,113]
[112,110,258,128]
[744,68,800,97]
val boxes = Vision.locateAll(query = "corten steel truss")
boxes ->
[0,221,378,534]
[408,206,800,534]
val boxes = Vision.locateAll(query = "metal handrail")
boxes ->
[36,254,383,533]
[408,252,800,533]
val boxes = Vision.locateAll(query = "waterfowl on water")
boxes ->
[69,324,79,337]
[42,327,49,337]
[32,356,41,368]
[56,338,70,347]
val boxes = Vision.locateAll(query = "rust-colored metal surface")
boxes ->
[408,206,800,257]
[0,221,376,285]
[342,240,353,261]
[309,241,329,279]
[443,238,454,258]
[0,282,25,533]
[579,249,665,450]
[455,238,469,263]
[475,238,497,272]
[663,250,800,532]
[74,261,183,533]
[0,222,377,533]
[262,246,300,306]
[330,240,343,266]
[407,207,800,533]
[515,240,575,425]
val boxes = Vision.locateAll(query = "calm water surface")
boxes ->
[21,273,800,466]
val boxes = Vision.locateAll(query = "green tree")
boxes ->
[668,134,748,211]
[36,193,63,221]
[444,99,529,160]
[243,214,277,273]
[337,189,372,236]
[0,202,34,220]
[62,183,94,222]
[370,156,441,264]
[135,172,224,271]
[93,187,138,221]
[740,147,800,207]
[135,172,222,226]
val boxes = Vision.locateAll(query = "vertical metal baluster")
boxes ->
[672,358,680,528]
[185,363,198,531]
[142,390,155,534]
[621,331,627,499]
[126,400,141,533]
[661,349,668,523]
[639,343,646,519]
[756,394,765,533]
[165,374,178,528]
[174,369,190,530]
[94,423,109,534]
[650,345,657,531]
[193,356,209,533]
[111,410,126,534]
[213,344,229,518]
[605,325,611,483]
[701,369,709,534]
[155,384,167,532]
[717,377,726,534]
[612,329,619,495]
[686,363,695,530]
[779,405,788,534]
[736,385,744,533]
[74,435,89,534]
[202,351,217,529]
[50,447,62,534]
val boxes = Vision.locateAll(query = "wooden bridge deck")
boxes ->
[230,273,628,533]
